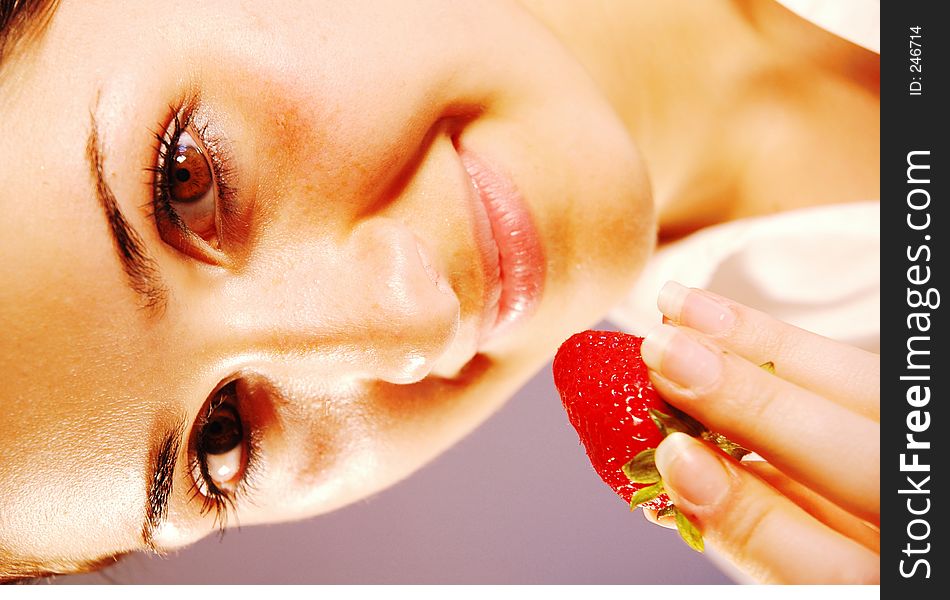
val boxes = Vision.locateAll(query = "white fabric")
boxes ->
[774,0,880,53]
[607,201,880,353]
[608,2,880,584]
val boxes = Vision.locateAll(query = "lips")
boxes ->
[456,143,545,346]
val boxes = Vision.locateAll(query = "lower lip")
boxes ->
[457,145,546,345]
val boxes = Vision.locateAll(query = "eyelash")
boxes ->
[186,382,261,535]
[148,103,254,531]
[147,102,236,245]
[148,108,194,232]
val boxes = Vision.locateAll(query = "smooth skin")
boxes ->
[0,0,878,581]
[641,283,880,584]
[1,0,654,571]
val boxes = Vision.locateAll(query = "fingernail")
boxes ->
[655,433,732,506]
[657,281,735,335]
[657,281,689,319]
[640,324,722,389]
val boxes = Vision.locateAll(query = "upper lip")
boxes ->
[452,138,504,347]
[422,130,545,378]
[410,138,498,380]
[461,166,504,344]
[454,137,545,347]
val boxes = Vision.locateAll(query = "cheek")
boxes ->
[0,238,193,559]
[0,404,151,560]
[368,354,530,467]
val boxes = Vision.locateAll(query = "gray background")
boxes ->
[64,323,732,584]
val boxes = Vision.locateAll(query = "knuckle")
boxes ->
[704,351,779,423]
[724,494,781,565]
[709,305,796,367]
[739,372,782,424]
[750,323,795,364]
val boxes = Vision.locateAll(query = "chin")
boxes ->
[546,163,656,345]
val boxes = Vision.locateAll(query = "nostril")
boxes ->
[383,351,431,385]
[349,218,461,384]
[415,239,453,296]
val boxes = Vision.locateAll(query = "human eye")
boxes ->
[149,103,234,258]
[188,380,256,531]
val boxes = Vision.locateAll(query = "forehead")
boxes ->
[0,1,168,563]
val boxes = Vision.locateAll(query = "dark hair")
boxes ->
[1,553,128,584]
[0,0,59,70]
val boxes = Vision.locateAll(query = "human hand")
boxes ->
[638,281,880,584]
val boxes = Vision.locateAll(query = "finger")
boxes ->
[641,324,880,524]
[642,460,881,551]
[656,433,879,584]
[657,281,879,421]
[743,461,880,553]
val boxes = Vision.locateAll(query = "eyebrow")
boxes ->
[142,417,187,552]
[86,112,169,314]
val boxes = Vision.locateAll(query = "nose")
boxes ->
[219,217,461,385]
[339,218,461,383]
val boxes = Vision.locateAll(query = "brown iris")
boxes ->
[170,143,212,202]
[200,402,243,455]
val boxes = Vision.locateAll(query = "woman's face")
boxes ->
[0,0,653,568]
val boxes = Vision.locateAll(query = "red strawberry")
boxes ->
[553,330,748,552]
[553,330,672,510]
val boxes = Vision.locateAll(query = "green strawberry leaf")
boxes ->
[675,409,707,435]
[673,507,704,552]
[622,449,660,483]
[629,481,665,510]
[648,409,678,436]
[701,431,751,461]
[649,408,704,438]
[651,402,748,462]
[657,506,675,519]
